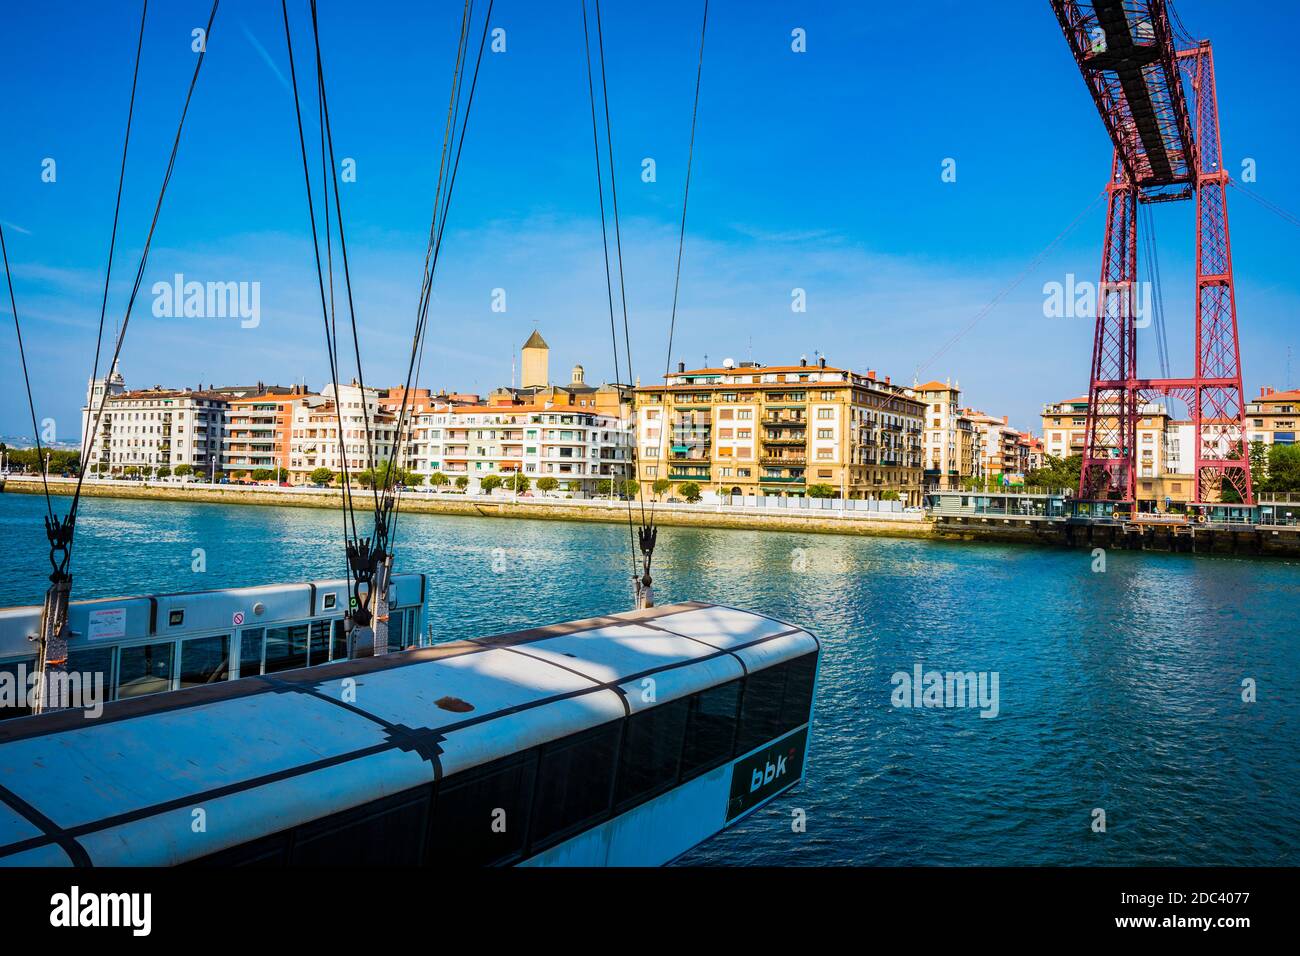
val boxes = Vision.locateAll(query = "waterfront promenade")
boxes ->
[0,476,933,540]
[9,476,1300,557]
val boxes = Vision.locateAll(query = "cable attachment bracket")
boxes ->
[635,524,657,610]
[345,535,385,628]
[43,512,75,585]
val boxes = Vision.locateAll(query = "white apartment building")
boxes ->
[287,382,398,481]
[81,369,227,477]
[408,403,632,492]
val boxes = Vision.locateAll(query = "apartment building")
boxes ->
[634,357,925,504]
[287,382,398,482]
[221,385,313,475]
[407,402,631,492]
[962,409,1025,479]
[913,379,981,491]
[1041,396,1196,504]
[81,370,228,477]
[1246,386,1300,447]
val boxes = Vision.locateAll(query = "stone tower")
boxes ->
[521,329,549,389]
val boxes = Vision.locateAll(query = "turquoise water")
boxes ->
[2,491,1298,865]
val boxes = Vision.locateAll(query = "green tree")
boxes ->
[480,474,503,493]
[310,467,336,485]
[621,479,641,499]
[430,471,449,489]
[881,489,901,501]
[595,479,613,496]
[678,481,702,503]
[123,465,139,477]
[1025,454,1082,491]
[1249,440,1270,489]
[276,467,289,482]
[504,472,531,492]
[455,475,470,491]
[652,477,673,499]
[251,468,274,482]
[173,463,194,477]
[155,466,171,478]
[1266,443,1300,492]
[537,476,559,493]
[807,483,834,498]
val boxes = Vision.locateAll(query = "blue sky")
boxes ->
[2,0,1298,441]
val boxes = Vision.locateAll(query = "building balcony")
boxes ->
[760,455,807,466]
[759,475,806,483]
[761,416,805,427]
[762,435,805,445]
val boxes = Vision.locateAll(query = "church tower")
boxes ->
[521,329,549,389]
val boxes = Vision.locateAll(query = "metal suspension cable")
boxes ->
[383,7,476,544]
[381,1,471,533]
[309,0,384,535]
[76,0,148,493]
[650,0,708,526]
[1139,202,1171,380]
[915,185,1107,377]
[316,21,355,579]
[580,0,639,581]
[1229,178,1300,230]
[0,222,53,521]
[384,0,495,550]
[65,0,220,555]
[592,0,646,530]
[280,0,359,596]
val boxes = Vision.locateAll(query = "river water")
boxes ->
[2,491,1297,865]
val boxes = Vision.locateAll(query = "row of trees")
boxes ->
[0,445,81,474]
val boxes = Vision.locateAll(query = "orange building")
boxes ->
[222,385,312,476]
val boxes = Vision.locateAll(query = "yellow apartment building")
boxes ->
[634,358,925,504]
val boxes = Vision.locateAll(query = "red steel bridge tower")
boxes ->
[1052,0,1252,506]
